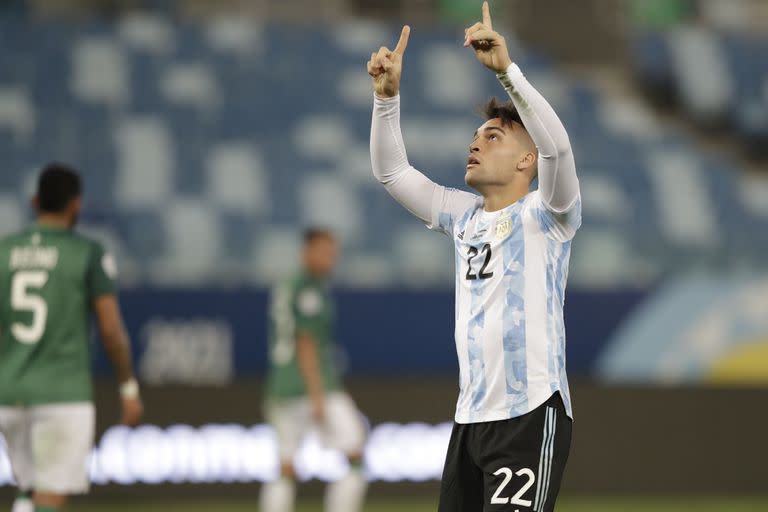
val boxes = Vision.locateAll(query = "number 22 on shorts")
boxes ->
[491,467,535,507]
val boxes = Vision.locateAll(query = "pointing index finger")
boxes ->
[482,1,492,30]
[394,25,411,55]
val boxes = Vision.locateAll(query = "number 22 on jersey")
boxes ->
[465,243,494,280]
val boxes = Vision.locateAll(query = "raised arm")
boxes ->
[497,66,578,213]
[465,1,579,213]
[370,94,433,224]
[368,26,476,229]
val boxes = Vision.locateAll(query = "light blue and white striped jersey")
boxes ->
[371,63,581,424]
[430,189,581,423]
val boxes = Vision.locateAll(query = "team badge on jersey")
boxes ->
[495,216,512,240]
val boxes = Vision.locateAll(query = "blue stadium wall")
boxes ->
[91,288,647,379]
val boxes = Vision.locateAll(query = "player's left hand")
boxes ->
[464,1,512,74]
[367,25,410,98]
[121,396,144,426]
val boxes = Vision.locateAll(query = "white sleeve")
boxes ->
[497,64,580,214]
[370,94,477,234]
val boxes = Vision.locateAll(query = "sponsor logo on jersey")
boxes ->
[471,227,488,240]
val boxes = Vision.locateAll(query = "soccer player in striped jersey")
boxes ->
[0,164,143,512]
[367,3,580,511]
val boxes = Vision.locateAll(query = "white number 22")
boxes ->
[11,270,49,344]
[491,467,536,507]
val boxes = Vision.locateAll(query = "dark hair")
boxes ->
[37,163,82,213]
[303,227,335,245]
[481,97,523,128]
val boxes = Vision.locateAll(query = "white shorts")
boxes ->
[0,402,94,495]
[266,391,366,462]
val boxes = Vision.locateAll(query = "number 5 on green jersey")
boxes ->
[10,270,50,344]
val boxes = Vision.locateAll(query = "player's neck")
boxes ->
[480,182,529,212]
[37,214,71,229]
[303,268,327,281]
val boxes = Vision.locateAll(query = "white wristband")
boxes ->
[119,378,140,399]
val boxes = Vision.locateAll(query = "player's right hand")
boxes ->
[121,396,144,427]
[311,398,326,423]
[367,25,410,98]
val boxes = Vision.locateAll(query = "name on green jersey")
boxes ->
[9,246,59,270]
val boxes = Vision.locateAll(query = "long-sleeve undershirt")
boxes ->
[370,63,579,223]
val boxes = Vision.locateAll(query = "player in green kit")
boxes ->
[0,164,143,512]
[259,229,367,512]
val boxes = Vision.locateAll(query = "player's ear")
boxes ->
[31,195,39,211]
[69,196,83,216]
[516,152,536,171]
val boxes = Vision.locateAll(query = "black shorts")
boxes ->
[438,392,572,512]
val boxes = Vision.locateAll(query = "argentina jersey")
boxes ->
[430,187,581,424]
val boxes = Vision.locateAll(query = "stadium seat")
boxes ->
[0,16,764,287]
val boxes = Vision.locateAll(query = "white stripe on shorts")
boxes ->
[534,406,556,512]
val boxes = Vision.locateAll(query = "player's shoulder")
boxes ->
[274,272,315,295]
[293,273,325,295]
[69,230,101,247]
[0,229,29,248]
[64,231,113,258]
[69,232,119,276]
[521,189,565,218]
[522,189,582,240]
[522,189,543,207]
[273,273,326,314]
[455,197,484,226]
[517,190,551,228]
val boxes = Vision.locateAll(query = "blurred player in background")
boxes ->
[260,228,367,512]
[368,2,580,511]
[0,164,143,512]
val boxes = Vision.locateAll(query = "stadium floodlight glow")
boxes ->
[0,422,452,486]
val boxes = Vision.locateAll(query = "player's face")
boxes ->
[465,118,532,189]
[305,236,338,277]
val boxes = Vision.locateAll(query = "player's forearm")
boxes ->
[94,295,137,384]
[497,64,570,158]
[296,334,324,402]
[101,327,136,384]
[371,94,439,224]
[497,64,579,212]
[371,94,411,184]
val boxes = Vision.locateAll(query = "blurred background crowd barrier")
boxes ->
[0,0,767,502]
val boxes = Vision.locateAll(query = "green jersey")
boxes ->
[0,224,116,405]
[266,272,341,400]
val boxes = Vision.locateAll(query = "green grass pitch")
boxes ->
[72,496,768,512]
